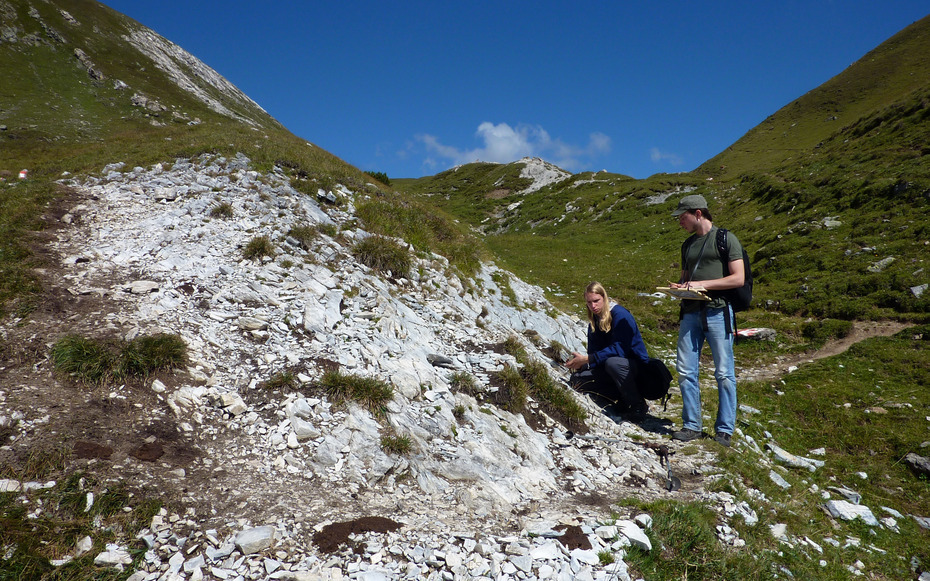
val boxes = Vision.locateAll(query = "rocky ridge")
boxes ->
[1,153,925,580]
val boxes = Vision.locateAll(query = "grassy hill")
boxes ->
[0,0,382,181]
[697,14,930,180]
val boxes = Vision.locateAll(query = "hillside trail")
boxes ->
[738,320,914,382]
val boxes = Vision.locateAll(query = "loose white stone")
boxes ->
[235,525,276,553]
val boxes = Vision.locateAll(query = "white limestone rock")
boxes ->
[235,526,277,554]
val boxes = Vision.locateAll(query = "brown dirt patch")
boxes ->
[553,524,591,550]
[312,516,404,553]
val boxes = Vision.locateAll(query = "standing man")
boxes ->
[668,195,745,447]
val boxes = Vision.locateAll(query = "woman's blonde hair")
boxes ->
[585,281,612,333]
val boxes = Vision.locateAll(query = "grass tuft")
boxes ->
[118,333,188,379]
[51,333,187,386]
[50,335,115,385]
[352,235,411,276]
[448,371,480,396]
[502,335,527,359]
[318,370,394,417]
[263,370,298,390]
[379,429,412,454]
[493,364,528,413]
[243,235,275,261]
[522,359,587,426]
[209,201,234,219]
[287,225,319,249]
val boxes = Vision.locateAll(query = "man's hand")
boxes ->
[670,281,705,291]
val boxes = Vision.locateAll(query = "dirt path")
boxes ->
[738,320,914,382]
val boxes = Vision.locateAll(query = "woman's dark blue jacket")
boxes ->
[586,304,649,368]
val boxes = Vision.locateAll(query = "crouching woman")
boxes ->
[565,281,650,421]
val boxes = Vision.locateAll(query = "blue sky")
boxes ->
[102,1,928,180]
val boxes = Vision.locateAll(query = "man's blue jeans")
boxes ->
[677,306,737,435]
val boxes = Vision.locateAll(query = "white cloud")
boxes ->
[649,147,683,166]
[416,122,610,172]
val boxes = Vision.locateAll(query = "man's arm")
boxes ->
[699,258,744,291]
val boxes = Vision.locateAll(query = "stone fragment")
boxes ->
[235,526,276,554]
[769,470,791,489]
[125,280,159,294]
[823,500,879,526]
[766,443,825,472]
[94,544,133,567]
[617,520,651,551]
[904,453,930,477]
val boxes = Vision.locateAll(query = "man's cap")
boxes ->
[671,194,708,216]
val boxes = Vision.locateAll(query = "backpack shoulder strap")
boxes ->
[716,228,730,275]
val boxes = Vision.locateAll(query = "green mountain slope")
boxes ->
[698,14,930,180]
[0,0,367,184]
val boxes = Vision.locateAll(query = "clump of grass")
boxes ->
[318,370,394,417]
[523,359,587,426]
[263,370,298,390]
[800,318,854,347]
[380,429,412,454]
[489,342,587,429]
[50,335,116,385]
[502,335,527,359]
[210,201,234,219]
[118,333,188,379]
[452,404,467,421]
[493,364,528,413]
[316,222,339,238]
[548,339,571,363]
[352,235,412,276]
[51,333,187,386]
[448,371,480,396]
[287,224,318,249]
[243,235,275,261]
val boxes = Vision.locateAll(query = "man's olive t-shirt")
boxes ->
[681,226,743,313]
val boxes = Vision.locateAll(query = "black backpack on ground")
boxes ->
[638,357,673,409]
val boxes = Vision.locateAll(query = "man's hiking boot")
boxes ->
[714,432,732,447]
[672,428,701,442]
